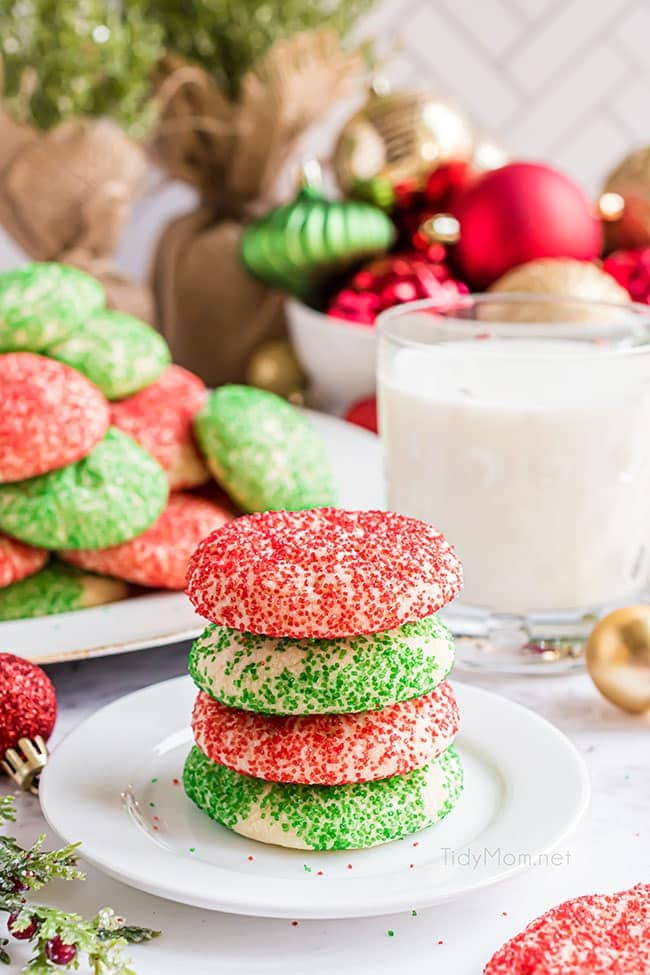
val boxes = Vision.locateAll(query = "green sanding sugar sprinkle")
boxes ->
[387,930,394,937]
[188,615,455,715]
[0,262,105,352]
[46,309,170,400]
[0,428,168,549]
[183,745,464,852]
[0,561,124,621]
[193,385,336,513]
[0,562,84,621]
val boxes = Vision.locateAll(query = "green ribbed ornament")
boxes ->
[240,182,395,305]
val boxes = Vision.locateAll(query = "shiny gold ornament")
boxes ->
[600,146,650,251]
[586,607,650,715]
[1,735,48,795]
[246,339,307,404]
[487,258,630,322]
[333,88,474,196]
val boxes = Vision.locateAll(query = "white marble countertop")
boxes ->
[2,643,648,974]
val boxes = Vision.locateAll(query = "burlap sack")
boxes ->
[150,30,361,383]
[0,108,152,320]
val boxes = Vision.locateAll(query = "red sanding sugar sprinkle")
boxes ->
[0,533,47,588]
[0,352,109,482]
[192,682,459,785]
[187,508,462,638]
[0,652,57,754]
[63,493,231,590]
[484,884,650,975]
[110,364,206,484]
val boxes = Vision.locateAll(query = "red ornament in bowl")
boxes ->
[449,162,602,289]
[603,247,650,304]
[327,252,468,326]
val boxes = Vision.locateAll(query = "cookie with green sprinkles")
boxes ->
[46,309,171,400]
[183,743,463,850]
[189,615,455,714]
[0,428,169,550]
[0,262,105,352]
[0,562,128,621]
[193,385,336,512]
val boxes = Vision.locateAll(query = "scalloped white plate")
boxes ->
[40,676,590,919]
[1,412,383,664]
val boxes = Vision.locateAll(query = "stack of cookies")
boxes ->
[183,508,464,851]
[0,262,335,621]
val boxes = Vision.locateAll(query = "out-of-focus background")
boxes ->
[1,0,648,275]
[356,0,649,192]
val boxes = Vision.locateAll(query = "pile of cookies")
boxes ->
[183,508,464,851]
[0,262,335,621]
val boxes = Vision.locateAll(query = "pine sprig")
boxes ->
[0,797,159,972]
[0,799,15,827]
[13,907,159,975]
[0,834,83,903]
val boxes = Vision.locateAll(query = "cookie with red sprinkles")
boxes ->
[62,493,231,590]
[0,533,47,588]
[484,884,650,975]
[110,365,209,490]
[192,682,459,785]
[187,508,462,638]
[0,352,109,482]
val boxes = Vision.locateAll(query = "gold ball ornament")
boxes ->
[586,607,650,715]
[246,340,307,404]
[599,146,650,252]
[487,258,630,323]
[333,88,474,196]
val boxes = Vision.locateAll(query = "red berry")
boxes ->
[45,936,77,965]
[8,910,39,940]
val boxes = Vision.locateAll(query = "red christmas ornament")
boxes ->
[327,252,469,326]
[449,162,603,289]
[603,247,650,304]
[0,653,57,756]
[344,396,378,434]
[392,161,475,255]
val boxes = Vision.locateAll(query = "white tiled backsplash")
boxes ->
[355,0,650,194]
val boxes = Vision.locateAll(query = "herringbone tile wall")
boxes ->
[355,0,650,193]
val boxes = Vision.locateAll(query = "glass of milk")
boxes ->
[377,294,650,673]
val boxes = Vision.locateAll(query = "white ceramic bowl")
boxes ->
[286,299,377,413]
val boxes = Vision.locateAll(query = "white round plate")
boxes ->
[1,412,383,664]
[40,677,589,919]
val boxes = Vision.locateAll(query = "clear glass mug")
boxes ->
[377,294,650,673]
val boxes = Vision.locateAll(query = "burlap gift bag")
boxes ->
[0,107,153,321]
[150,31,360,386]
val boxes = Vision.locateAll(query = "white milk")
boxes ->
[379,338,650,615]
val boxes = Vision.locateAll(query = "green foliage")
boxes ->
[0,819,158,972]
[147,0,375,98]
[0,834,83,910]
[0,0,163,134]
[0,798,15,827]
[14,906,159,975]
